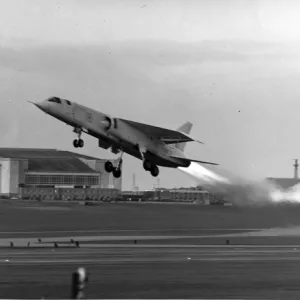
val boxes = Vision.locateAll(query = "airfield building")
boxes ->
[266,178,300,190]
[266,159,300,191]
[0,148,122,199]
[121,188,210,204]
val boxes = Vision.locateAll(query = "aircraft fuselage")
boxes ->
[33,97,191,174]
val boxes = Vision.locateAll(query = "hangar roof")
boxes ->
[266,178,300,190]
[27,158,98,174]
[0,148,102,174]
[0,148,101,160]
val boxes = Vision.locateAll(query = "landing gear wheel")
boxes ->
[143,160,152,171]
[113,168,122,178]
[78,139,84,148]
[150,165,159,177]
[73,139,84,148]
[73,127,83,148]
[73,139,79,148]
[104,161,114,173]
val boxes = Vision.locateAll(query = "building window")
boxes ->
[50,175,63,184]
[39,175,49,184]
[25,174,100,186]
[75,175,83,185]
[25,175,38,184]
[63,175,73,184]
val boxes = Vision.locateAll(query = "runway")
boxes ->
[2,245,300,265]
[3,223,300,299]
[2,244,300,299]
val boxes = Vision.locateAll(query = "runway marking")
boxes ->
[1,248,298,254]
[0,228,262,234]
[2,256,300,265]
[32,244,300,248]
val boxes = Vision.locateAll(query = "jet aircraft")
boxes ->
[30,97,218,178]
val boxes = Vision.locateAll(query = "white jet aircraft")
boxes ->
[30,97,218,178]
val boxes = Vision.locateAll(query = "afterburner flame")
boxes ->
[178,162,300,206]
[178,162,231,186]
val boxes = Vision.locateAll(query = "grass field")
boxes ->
[2,201,300,299]
[1,201,300,233]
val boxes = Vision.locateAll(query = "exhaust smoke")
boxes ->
[178,162,300,206]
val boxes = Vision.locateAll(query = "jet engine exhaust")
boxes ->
[178,162,300,206]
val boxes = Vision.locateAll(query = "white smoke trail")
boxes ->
[178,162,300,206]
[270,183,300,203]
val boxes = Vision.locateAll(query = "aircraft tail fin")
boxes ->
[174,122,193,152]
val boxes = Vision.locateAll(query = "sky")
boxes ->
[1,0,300,190]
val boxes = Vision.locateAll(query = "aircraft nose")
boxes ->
[28,100,48,112]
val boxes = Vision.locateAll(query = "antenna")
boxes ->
[132,173,136,189]
[294,159,299,179]
[132,173,139,192]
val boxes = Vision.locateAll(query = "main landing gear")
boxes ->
[143,159,159,177]
[104,151,123,178]
[137,146,159,177]
[104,157,159,178]
[73,127,84,148]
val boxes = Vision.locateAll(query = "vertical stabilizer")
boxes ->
[174,122,193,152]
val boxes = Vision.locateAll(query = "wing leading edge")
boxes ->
[120,118,202,144]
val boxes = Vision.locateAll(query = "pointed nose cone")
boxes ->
[27,101,38,107]
[28,100,47,112]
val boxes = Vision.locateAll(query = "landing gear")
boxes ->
[104,151,123,178]
[138,145,159,177]
[143,159,152,171]
[73,138,84,148]
[104,161,114,173]
[150,165,159,177]
[113,168,121,178]
[143,159,159,177]
[73,127,84,148]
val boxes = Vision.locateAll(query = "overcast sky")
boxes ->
[1,0,300,190]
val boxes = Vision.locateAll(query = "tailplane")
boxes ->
[174,122,193,152]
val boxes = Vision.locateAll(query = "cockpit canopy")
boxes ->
[47,97,61,104]
[47,97,72,105]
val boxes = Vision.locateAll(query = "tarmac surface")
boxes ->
[3,202,300,299]
[2,230,300,299]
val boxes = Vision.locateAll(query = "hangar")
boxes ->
[0,148,122,198]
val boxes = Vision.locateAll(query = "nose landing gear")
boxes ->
[73,127,84,148]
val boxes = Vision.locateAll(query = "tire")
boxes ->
[104,161,114,173]
[143,160,152,171]
[73,139,78,148]
[78,139,84,148]
[113,168,122,178]
[150,165,159,177]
